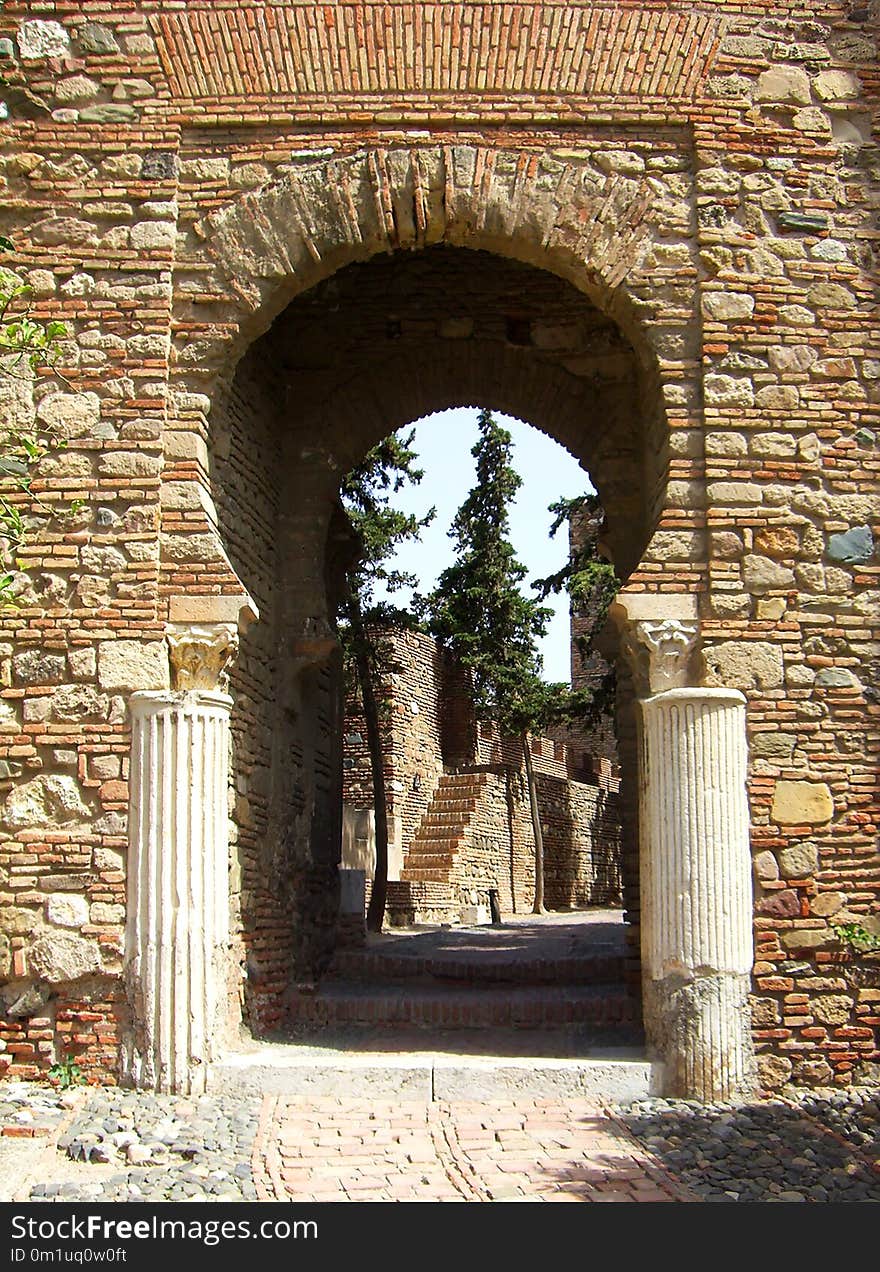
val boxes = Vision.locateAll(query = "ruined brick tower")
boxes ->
[0,2,877,1101]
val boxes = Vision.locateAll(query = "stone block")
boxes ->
[778,841,820,879]
[811,995,852,1027]
[704,375,754,407]
[13,649,66,685]
[97,640,170,693]
[755,385,800,411]
[703,640,784,690]
[2,774,89,830]
[755,66,811,105]
[77,22,120,55]
[827,526,873,565]
[753,851,779,882]
[28,932,101,982]
[754,527,799,560]
[16,19,70,59]
[811,892,844,918]
[756,888,800,918]
[702,292,754,321]
[774,782,833,828]
[751,732,796,760]
[743,554,795,593]
[47,893,89,928]
[757,1054,792,1091]
[751,997,782,1027]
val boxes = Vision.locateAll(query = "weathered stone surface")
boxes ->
[28,932,101,982]
[781,928,833,951]
[13,649,66,685]
[97,641,170,693]
[751,732,796,760]
[827,526,873,564]
[2,774,89,830]
[751,997,782,1027]
[757,888,800,918]
[35,391,101,439]
[54,76,101,105]
[755,66,811,105]
[90,902,125,925]
[743,555,795,593]
[703,640,784,690]
[80,104,139,123]
[702,292,754,321]
[754,527,799,560]
[757,1054,792,1091]
[704,375,754,407]
[807,282,856,310]
[811,995,853,1027]
[755,384,800,411]
[768,344,817,373]
[46,893,90,928]
[774,783,833,828]
[51,685,110,721]
[779,836,820,880]
[814,70,860,102]
[811,892,844,918]
[815,668,860,689]
[753,851,780,882]
[130,221,176,251]
[17,19,70,59]
[77,22,120,55]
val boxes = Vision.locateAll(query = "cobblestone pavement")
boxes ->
[2,1081,880,1203]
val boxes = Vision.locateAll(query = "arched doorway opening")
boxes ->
[127,147,752,1100]
[209,245,662,1041]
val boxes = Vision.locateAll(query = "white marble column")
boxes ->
[632,618,755,1102]
[124,626,236,1095]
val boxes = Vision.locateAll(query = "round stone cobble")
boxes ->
[617,1088,880,1203]
[29,1091,261,1202]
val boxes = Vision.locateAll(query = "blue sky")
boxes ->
[373,407,594,683]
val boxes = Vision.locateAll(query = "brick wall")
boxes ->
[0,1,875,1089]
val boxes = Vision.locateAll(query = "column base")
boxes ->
[645,971,755,1103]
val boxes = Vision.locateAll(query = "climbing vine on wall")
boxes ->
[0,250,72,604]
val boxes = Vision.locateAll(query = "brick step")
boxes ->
[328,948,627,986]
[406,837,460,853]
[400,853,456,868]
[288,982,641,1031]
[424,799,478,813]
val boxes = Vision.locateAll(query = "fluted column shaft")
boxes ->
[124,690,232,1095]
[639,687,754,1101]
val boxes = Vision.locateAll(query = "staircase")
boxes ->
[212,914,658,1102]
[386,770,486,925]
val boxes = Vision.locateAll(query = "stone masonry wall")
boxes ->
[343,628,622,914]
[0,2,876,1091]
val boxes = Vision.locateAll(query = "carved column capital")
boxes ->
[629,618,700,695]
[166,623,238,691]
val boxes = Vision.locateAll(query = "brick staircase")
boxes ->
[385,770,486,925]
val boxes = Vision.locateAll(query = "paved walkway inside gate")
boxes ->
[253,1095,689,1202]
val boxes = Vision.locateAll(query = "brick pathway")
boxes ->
[254,1096,691,1202]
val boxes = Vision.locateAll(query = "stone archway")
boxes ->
[124,144,754,1101]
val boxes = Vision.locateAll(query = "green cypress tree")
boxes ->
[428,408,555,913]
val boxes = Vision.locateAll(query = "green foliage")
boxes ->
[339,428,435,624]
[535,491,620,725]
[832,921,880,955]
[0,244,71,606]
[428,408,552,737]
[48,1054,84,1089]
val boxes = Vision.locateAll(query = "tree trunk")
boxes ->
[522,731,545,914]
[348,598,389,934]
